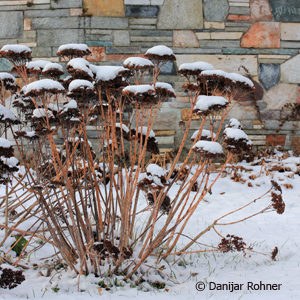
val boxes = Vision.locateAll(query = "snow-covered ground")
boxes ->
[1,151,299,300]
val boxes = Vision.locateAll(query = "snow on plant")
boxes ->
[0,43,286,284]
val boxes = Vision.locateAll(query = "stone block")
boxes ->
[83,0,124,17]
[250,0,272,21]
[25,9,70,17]
[131,36,172,42]
[227,14,251,20]
[31,17,80,29]
[31,46,52,57]
[125,5,159,17]
[259,64,280,90]
[0,59,12,72]
[195,32,211,39]
[129,18,157,25]
[151,0,164,5]
[204,21,225,29]
[86,46,106,62]
[204,0,229,21]
[124,0,150,4]
[86,41,113,46]
[281,54,300,83]
[176,54,258,75]
[291,136,300,154]
[158,0,203,29]
[130,30,172,36]
[211,32,243,39]
[91,17,128,29]
[51,0,82,8]
[113,30,130,46]
[260,110,280,120]
[241,22,280,48]
[24,18,32,31]
[37,29,84,46]
[70,8,83,16]
[264,83,298,110]
[229,6,251,14]
[173,30,199,47]
[281,41,300,48]
[269,0,300,22]
[199,40,241,48]
[160,61,177,75]
[0,11,23,38]
[106,47,141,54]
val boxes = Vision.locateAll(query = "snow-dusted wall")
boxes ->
[0,0,300,153]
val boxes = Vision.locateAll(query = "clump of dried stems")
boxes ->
[0,44,285,280]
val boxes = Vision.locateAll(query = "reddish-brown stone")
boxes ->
[87,47,106,62]
[266,135,286,147]
[173,30,199,48]
[227,15,251,21]
[297,87,300,104]
[250,0,273,21]
[181,108,200,121]
[241,22,280,48]
[291,137,300,154]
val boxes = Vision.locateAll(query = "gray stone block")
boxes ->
[269,0,300,22]
[160,61,177,75]
[51,0,82,9]
[222,48,298,55]
[264,120,280,130]
[281,41,300,48]
[260,111,281,120]
[200,40,240,48]
[25,9,70,17]
[113,30,130,46]
[229,7,251,15]
[204,0,229,21]
[0,11,23,39]
[130,30,172,36]
[259,64,280,90]
[32,17,80,29]
[91,17,128,29]
[85,34,112,41]
[0,59,13,72]
[31,47,52,58]
[158,0,203,29]
[172,48,222,54]
[37,29,84,46]
[106,47,141,54]
[125,5,159,17]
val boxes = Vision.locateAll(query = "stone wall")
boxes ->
[1,0,300,153]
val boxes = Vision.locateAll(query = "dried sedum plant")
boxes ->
[0,43,285,281]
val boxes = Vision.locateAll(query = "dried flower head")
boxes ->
[22,79,65,97]
[192,140,224,159]
[178,61,214,79]
[0,72,17,91]
[270,182,285,214]
[0,267,25,289]
[0,138,14,158]
[271,246,278,261]
[67,58,94,81]
[191,129,215,142]
[26,60,49,75]
[0,104,20,125]
[223,127,252,154]
[0,44,32,65]
[122,84,157,105]
[145,45,176,62]
[123,57,154,71]
[67,79,96,101]
[147,192,171,214]
[56,44,91,59]
[42,62,64,79]
[218,234,247,252]
[154,82,176,99]
[193,95,228,116]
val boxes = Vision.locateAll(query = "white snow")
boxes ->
[0,156,19,168]
[32,108,54,119]
[179,61,214,72]
[0,137,11,148]
[25,131,36,138]
[47,103,59,112]
[57,44,89,52]
[42,62,63,73]
[194,95,228,112]
[137,126,155,137]
[63,99,78,110]
[227,118,242,129]
[115,123,130,133]
[154,82,175,94]
[227,73,254,88]
[68,79,94,91]
[191,129,215,141]
[0,72,16,83]
[93,66,128,82]
[224,127,249,141]
[123,84,155,95]
[0,44,31,53]
[0,104,18,122]
[146,163,166,177]
[145,45,174,56]
[193,140,223,154]
[22,79,65,95]
[26,60,49,71]
[201,69,228,77]
[123,57,154,68]
[67,58,93,78]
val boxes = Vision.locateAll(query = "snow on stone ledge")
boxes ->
[68,79,94,92]
[179,61,214,72]
[194,95,228,112]
[123,84,155,95]
[123,57,154,68]
[145,45,174,57]
[0,72,16,83]
[0,44,31,54]
[224,128,249,141]
[58,44,90,52]
[22,79,65,95]
[0,138,12,148]
[192,140,223,154]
